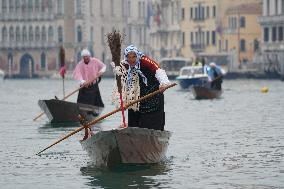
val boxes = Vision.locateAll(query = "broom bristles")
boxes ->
[107,30,122,67]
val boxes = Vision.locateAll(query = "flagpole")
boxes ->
[59,46,66,98]
[62,77,65,98]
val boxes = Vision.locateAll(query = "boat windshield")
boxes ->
[180,67,204,76]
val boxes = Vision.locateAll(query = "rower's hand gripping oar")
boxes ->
[107,31,127,128]
[36,83,177,155]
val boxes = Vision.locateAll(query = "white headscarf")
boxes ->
[209,62,216,68]
[81,49,91,57]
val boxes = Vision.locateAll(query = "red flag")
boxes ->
[59,66,66,78]
[155,4,161,26]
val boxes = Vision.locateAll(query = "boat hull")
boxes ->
[191,86,222,99]
[80,127,172,167]
[38,99,103,123]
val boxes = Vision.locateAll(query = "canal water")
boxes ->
[0,78,283,189]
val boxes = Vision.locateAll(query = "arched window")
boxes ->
[9,26,14,41]
[77,25,82,42]
[77,52,81,62]
[35,0,40,12]
[22,0,27,12]
[57,0,63,14]
[41,52,46,70]
[8,52,13,68]
[90,0,93,15]
[42,26,47,41]
[41,0,46,12]
[28,0,33,12]
[2,0,7,13]
[9,0,14,12]
[253,39,259,52]
[90,27,94,42]
[23,26,27,42]
[15,0,21,12]
[240,16,246,28]
[16,26,20,41]
[29,26,33,41]
[48,0,52,12]
[76,0,81,14]
[58,26,63,42]
[48,26,53,42]
[2,27,8,42]
[240,39,246,52]
[35,26,40,41]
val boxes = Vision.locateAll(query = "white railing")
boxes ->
[258,15,284,24]
[262,42,284,51]
[0,12,54,21]
[0,41,57,48]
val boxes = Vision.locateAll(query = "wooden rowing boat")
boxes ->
[191,85,222,99]
[38,99,103,123]
[80,127,172,168]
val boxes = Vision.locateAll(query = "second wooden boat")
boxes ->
[38,99,103,123]
[191,85,222,99]
[80,127,172,168]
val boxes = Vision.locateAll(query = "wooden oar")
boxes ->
[36,83,177,155]
[33,77,98,121]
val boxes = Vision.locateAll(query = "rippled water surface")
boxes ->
[0,78,283,189]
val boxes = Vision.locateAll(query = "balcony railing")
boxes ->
[193,17,206,22]
[262,42,284,51]
[223,28,237,34]
[190,44,206,52]
[0,41,57,49]
[258,15,284,25]
[0,12,55,21]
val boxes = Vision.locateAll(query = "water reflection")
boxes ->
[37,122,80,136]
[41,121,81,128]
[80,163,172,189]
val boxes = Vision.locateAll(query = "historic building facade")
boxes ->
[0,0,149,78]
[0,0,90,78]
[222,3,262,71]
[258,0,284,79]
[147,0,182,61]
[180,0,261,69]
[94,0,149,74]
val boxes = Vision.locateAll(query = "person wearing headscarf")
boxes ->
[111,45,171,131]
[206,62,224,90]
[73,48,106,108]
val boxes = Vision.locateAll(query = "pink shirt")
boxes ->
[73,58,106,82]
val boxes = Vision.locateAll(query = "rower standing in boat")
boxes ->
[112,45,171,131]
[207,62,224,90]
[73,49,106,108]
